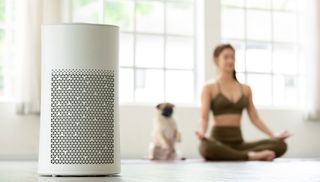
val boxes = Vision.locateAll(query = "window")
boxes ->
[72,0,197,104]
[221,0,299,107]
[0,0,15,99]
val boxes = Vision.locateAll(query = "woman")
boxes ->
[196,44,291,161]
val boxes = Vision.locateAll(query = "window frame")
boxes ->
[72,0,199,105]
[220,0,301,108]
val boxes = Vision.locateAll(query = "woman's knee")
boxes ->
[199,140,213,157]
[273,139,288,157]
[199,139,219,160]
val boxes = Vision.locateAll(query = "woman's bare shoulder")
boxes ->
[239,82,252,96]
[202,80,219,96]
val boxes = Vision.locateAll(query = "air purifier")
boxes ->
[38,23,120,176]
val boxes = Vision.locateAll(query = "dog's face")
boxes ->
[156,102,175,118]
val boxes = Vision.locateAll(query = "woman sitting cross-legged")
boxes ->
[196,43,292,161]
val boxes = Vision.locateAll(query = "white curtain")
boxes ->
[15,0,71,114]
[300,0,320,121]
[304,57,320,121]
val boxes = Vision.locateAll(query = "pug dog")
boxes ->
[148,102,185,160]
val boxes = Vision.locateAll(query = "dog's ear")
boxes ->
[156,103,161,109]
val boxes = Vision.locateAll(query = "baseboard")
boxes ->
[0,154,38,161]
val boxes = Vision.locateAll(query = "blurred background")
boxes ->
[0,0,319,160]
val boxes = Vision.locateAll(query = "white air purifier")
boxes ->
[38,23,120,176]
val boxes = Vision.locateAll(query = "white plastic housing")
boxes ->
[38,23,120,176]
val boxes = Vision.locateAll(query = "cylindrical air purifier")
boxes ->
[38,23,120,176]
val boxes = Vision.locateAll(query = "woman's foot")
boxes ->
[248,150,276,161]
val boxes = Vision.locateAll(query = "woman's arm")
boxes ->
[196,85,212,139]
[244,85,275,138]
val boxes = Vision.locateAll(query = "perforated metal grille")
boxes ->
[50,69,115,164]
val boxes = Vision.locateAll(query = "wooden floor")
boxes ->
[0,158,320,181]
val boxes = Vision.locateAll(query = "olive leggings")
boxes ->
[199,126,288,161]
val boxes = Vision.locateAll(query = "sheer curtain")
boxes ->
[15,0,71,114]
[300,0,320,121]
[304,56,320,121]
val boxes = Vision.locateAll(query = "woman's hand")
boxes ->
[195,130,207,140]
[272,130,292,140]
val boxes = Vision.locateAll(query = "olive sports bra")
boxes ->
[210,82,248,116]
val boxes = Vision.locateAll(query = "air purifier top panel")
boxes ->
[42,23,119,70]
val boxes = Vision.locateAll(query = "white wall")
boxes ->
[1,103,320,159]
[0,103,39,159]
